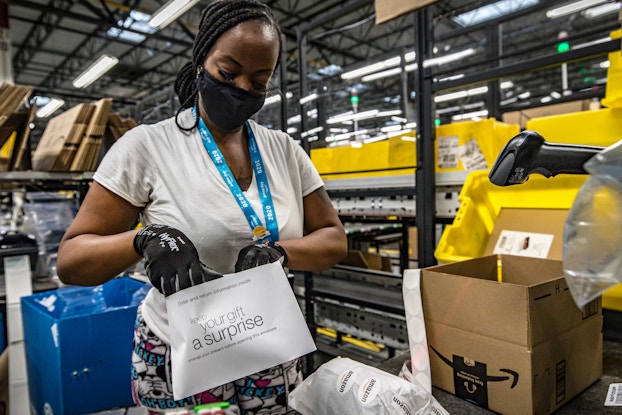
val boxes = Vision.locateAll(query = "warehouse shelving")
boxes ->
[292,0,621,371]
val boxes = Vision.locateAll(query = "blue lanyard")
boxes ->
[196,112,279,242]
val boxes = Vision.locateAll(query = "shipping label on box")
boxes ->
[492,230,553,258]
[485,208,569,260]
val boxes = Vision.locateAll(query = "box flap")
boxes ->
[484,208,568,259]
[421,255,599,347]
[498,254,564,285]
[422,256,531,346]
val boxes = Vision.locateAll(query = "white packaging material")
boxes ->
[402,269,432,393]
[288,357,449,415]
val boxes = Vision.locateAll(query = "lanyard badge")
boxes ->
[196,111,279,242]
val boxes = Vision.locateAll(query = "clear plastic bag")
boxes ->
[563,139,622,308]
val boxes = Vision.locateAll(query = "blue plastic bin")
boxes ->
[21,277,148,415]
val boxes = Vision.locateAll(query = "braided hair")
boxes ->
[174,0,283,131]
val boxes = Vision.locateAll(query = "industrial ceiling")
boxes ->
[6,0,621,144]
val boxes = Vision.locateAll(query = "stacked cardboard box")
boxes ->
[108,112,137,140]
[0,83,35,171]
[69,98,112,171]
[32,99,136,172]
[33,102,96,171]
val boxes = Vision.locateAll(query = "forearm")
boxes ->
[279,226,348,272]
[56,230,142,286]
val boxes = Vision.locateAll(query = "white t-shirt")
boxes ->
[94,109,324,343]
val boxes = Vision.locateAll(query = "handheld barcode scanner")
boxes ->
[488,130,604,186]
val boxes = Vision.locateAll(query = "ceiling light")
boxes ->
[299,93,319,105]
[301,126,324,137]
[453,0,539,26]
[546,0,607,18]
[72,55,119,88]
[435,91,468,103]
[149,0,201,29]
[341,57,401,80]
[287,127,297,134]
[391,116,408,123]
[550,91,562,99]
[263,90,293,107]
[572,37,611,50]
[327,110,379,124]
[264,95,282,106]
[423,48,476,67]
[583,1,621,17]
[287,115,301,125]
[438,74,465,82]
[500,81,514,89]
[376,110,402,117]
[405,122,417,129]
[35,98,65,118]
[452,110,489,121]
[600,60,610,68]
[541,96,553,103]
[518,91,531,99]
[329,132,353,142]
[468,86,488,96]
[361,67,402,82]
[380,125,404,132]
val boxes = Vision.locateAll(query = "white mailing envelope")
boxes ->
[166,262,316,399]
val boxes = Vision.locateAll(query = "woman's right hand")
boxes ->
[133,224,222,296]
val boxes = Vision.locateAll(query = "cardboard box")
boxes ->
[484,208,568,260]
[32,103,94,171]
[340,250,393,272]
[21,278,147,415]
[409,226,418,259]
[421,255,603,414]
[502,100,590,129]
[374,0,439,24]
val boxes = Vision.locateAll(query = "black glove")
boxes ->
[235,241,287,272]
[133,224,222,296]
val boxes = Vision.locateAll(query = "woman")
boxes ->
[56,1,347,413]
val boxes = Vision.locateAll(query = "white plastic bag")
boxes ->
[288,357,448,415]
[564,139,622,307]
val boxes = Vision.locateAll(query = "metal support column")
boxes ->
[399,48,410,124]
[413,9,437,268]
[486,23,501,120]
[317,86,329,143]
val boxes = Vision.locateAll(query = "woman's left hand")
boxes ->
[235,241,287,272]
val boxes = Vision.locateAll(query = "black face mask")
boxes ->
[197,68,266,131]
